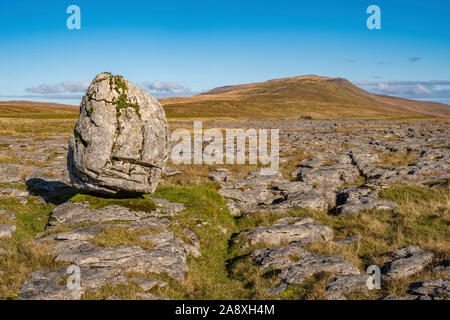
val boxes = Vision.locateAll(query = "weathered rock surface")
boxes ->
[0,224,15,239]
[17,267,127,300]
[382,279,450,300]
[130,278,167,291]
[208,168,234,183]
[295,163,359,188]
[0,188,29,198]
[433,260,450,276]
[407,279,450,300]
[53,242,188,281]
[251,243,311,272]
[325,274,370,299]
[381,246,434,279]
[136,293,169,300]
[334,186,397,215]
[279,253,360,285]
[250,241,360,294]
[18,197,196,300]
[242,217,333,246]
[0,210,15,220]
[163,166,182,177]
[44,201,174,228]
[67,73,170,195]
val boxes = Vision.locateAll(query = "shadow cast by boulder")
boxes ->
[25,178,79,205]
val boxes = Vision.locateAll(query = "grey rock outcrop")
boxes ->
[250,242,360,294]
[67,73,170,195]
[381,246,434,279]
[325,274,370,299]
[382,279,450,300]
[0,224,16,239]
[208,168,233,183]
[17,267,129,300]
[334,186,397,215]
[242,217,333,246]
[0,210,15,220]
[279,253,360,285]
[407,279,450,300]
[433,260,450,276]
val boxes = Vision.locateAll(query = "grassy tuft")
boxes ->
[69,193,157,213]
[90,226,159,249]
[0,196,64,299]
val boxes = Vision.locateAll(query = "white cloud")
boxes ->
[145,80,188,93]
[377,82,389,90]
[356,80,450,103]
[25,84,61,94]
[59,80,90,93]
[139,80,197,98]
[413,84,432,95]
[25,80,90,95]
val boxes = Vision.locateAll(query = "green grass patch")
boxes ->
[69,193,157,213]
[91,226,159,249]
[0,196,63,299]
[149,183,250,299]
[278,272,333,300]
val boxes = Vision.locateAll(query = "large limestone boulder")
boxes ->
[67,73,170,195]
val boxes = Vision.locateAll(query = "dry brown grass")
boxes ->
[0,102,78,119]
[0,118,75,138]
[90,226,160,249]
[163,161,259,185]
[279,149,312,180]
[377,150,418,168]
[0,241,65,299]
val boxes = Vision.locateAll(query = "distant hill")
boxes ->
[0,101,79,118]
[160,75,450,119]
[2,76,449,120]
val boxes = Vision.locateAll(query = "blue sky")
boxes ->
[0,0,449,105]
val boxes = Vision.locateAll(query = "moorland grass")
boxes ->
[0,196,64,299]
[70,193,157,213]
[81,181,449,300]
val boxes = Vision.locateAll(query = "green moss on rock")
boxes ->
[74,130,88,147]
[106,74,141,119]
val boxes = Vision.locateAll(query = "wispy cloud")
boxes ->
[408,57,423,63]
[0,94,83,100]
[147,80,185,92]
[20,79,197,101]
[59,81,90,93]
[356,80,450,103]
[140,80,197,98]
[25,84,61,94]
[25,80,89,94]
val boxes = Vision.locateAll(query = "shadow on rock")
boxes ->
[25,178,79,205]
